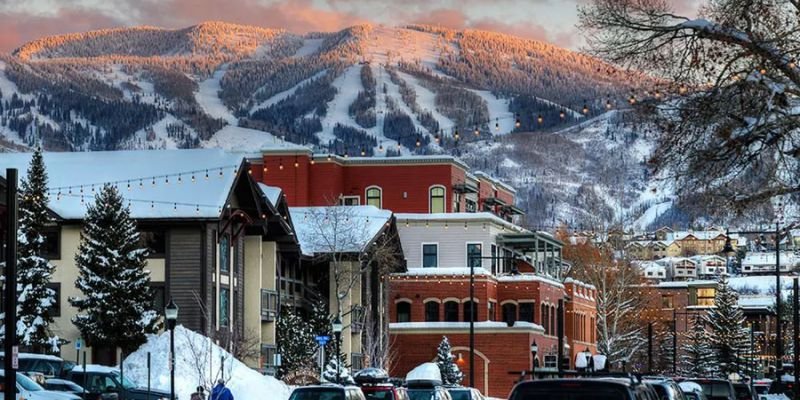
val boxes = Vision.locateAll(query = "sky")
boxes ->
[0,0,701,53]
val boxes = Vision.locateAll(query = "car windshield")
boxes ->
[448,390,471,400]
[408,389,443,400]
[17,373,44,392]
[693,382,731,400]
[510,384,628,400]
[289,388,346,400]
[753,386,768,394]
[364,390,395,400]
[111,372,137,389]
[732,385,750,400]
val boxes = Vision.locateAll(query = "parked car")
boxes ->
[731,383,754,400]
[643,377,687,400]
[64,365,170,400]
[288,384,367,400]
[678,381,708,400]
[0,370,82,400]
[44,379,85,396]
[509,377,657,400]
[405,363,452,400]
[445,387,483,400]
[767,376,795,398]
[686,379,736,400]
[751,380,770,400]
[0,353,71,379]
[361,384,408,400]
[406,387,452,400]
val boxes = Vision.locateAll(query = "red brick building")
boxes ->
[247,149,521,218]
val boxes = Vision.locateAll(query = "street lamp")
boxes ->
[332,316,343,384]
[530,341,538,381]
[165,299,179,400]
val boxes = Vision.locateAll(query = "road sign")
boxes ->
[11,346,18,369]
[314,335,331,345]
[75,338,83,350]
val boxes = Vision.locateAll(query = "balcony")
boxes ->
[261,289,278,322]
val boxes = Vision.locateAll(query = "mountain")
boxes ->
[0,22,676,230]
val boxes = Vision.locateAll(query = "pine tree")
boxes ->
[705,274,748,378]
[7,148,64,353]
[654,327,675,374]
[436,336,463,385]
[680,314,716,378]
[69,184,160,354]
[276,307,315,378]
[323,350,354,384]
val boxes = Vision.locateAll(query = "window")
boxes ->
[467,243,482,269]
[140,230,166,257]
[490,244,498,274]
[544,355,558,369]
[550,306,556,335]
[430,186,445,213]
[519,303,535,323]
[351,353,364,372]
[262,344,277,374]
[422,244,438,268]
[150,283,166,316]
[661,295,674,309]
[366,187,382,208]
[696,288,716,307]
[340,196,360,206]
[425,301,440,322]
[219,288,230,327]
[502,303,517,326]
[46,283,61,317]
[42,228,60,260]
[541,305,549,334]
[463,301,477,322]
[219,234,230,273]
[396,301,411,323]
[465,199,477,213]
[444,301,459,322]
[488,301,497,322]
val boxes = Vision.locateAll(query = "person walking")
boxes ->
[211,379,233,400]
[191,386,206,400]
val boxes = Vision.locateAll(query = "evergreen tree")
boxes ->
[654,327,675,374]
[705,274,748,378]
[276,307,315,378]
[680,314,716,377]
[323,349,354,384]
[6,148,64,353]
[436,336,463,385]
[69,184,160,354]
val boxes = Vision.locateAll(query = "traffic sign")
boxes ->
[314,335,331,345]
[75,338,83,350]
[11,346,18,369]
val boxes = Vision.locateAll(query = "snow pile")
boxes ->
[678,381,702,394]
[123,326,290,400]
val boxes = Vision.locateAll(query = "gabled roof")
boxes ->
[0,149,244,220]
[290,205,393,256]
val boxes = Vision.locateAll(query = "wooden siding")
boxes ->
[168,228,205,332]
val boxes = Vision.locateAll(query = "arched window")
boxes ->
[463,301,477,322]
[541,305,549,334]
[396,301,411,323]
[444,301,459,322]
[425,301,440,322]
[366,186,382,208]
[550,305,556,336]
[430,186,446,213]
[502,303,518,326]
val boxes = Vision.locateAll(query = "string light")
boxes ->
[606,100,612,110]
[279,159,284,170]
[495,120,500,131]
[152,177,156,186]
[165,176,169,185]
[515,115,521,128]
[294,157,299,168]
[327,154,332,161]
[537,115,543,124]
[415,138,421,147]
[379,143,384,152]
[582,104,589,114]
[559,110,566,119]
[218,168,224,178]
[361,148,366,156]
[474,127,480,136]
[127,181,131,191]
[454,130,460,140]
[178,175,183,184]
[310,156,315,165]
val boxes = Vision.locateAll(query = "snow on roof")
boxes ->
[473,171,517,193]
[738,295,774,309]
[390,321,541,331]
[396,212,526,232]
[406,363,442,384]
[666,230,727,242]
[742,252,799,267]
[728,275,795,294]
[497,273,565,288]
[0,149,244,220]
[72,364,119,373]
[257,183,283,206]
[399,267,492,276]
[563,277,596,290]
[315,154,471,171]
[290,206,392,256]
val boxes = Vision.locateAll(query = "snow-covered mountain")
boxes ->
[0,22,675,229]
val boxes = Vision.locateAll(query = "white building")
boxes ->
[741,252,799,274]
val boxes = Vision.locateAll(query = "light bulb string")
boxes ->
[54,192,220,210]
[46,163,241,194]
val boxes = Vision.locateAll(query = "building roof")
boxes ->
[742,252,800,267]
[289,205,392,256]
[257,183,283,206]
[0,149,244,220]
[396,212,526,232]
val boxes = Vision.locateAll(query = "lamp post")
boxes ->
[332,316,343,384]
[530,341,538,381]
[165,299,179,400]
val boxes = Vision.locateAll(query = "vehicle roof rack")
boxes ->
[587,372,641,385]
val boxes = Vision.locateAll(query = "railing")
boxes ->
[350,305,364,334]
[261,289,278,322]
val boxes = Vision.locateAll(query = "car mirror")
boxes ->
[106,385,118,393]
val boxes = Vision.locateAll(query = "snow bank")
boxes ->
[123,326,290,400]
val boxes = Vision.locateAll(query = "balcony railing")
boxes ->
[261,289,278,322]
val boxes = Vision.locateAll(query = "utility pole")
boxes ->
[557,299,565,377]
[647,322,653,374]
[469,261,475,388]
[793,278,799,400]
[4,168,18,400]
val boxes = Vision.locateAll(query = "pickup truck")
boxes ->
[64,365,170,400]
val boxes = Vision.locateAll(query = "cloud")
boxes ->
[0,9,120,52]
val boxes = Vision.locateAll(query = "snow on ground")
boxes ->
[631,200,673,231]
[251,70,328,114]
[469,90,515,135]
[204,125,306,152]
[0,62,33,102]
[318,65,376,145]
[124,326,291,400]
[196,65,237,125]
[500,157,520,169]
[363,26,455,73]
[128,115,192,150]
[293,38,324,57]
[398,71,454,134]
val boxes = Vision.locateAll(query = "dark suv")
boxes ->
[643,377,687,400]
[509,377,657,400]
[687,379,736,400]
[65,365,170,400]
[361,384,408,400]
[289,385,366,400]
[406,386,452,400]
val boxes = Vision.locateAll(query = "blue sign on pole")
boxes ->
[315,335,331,345]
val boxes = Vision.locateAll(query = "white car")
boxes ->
[0,371,82,400]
